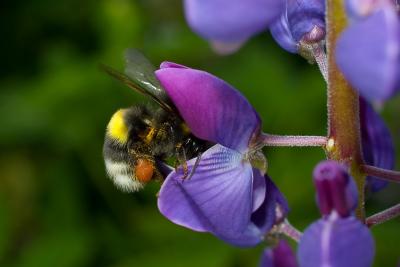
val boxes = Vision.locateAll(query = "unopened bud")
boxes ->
[313,160,358,217]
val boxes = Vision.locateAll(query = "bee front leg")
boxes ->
[186,153,202,180]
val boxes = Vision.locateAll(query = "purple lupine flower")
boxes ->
[360,97,395,192]
[270,0,325,53]
[259,240,298,267]
[336,1,400,102]
[298,161,375,267]
[155,62,288,247]
[184,0,284,54]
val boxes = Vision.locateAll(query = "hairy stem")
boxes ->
[361,165,400,183]
[278,219,302,243]
[366,203,400,227]
[312,43,328,82]
[259,133,327,147]
[326,0,366,220]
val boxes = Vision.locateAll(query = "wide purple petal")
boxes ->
[287,0,325,42]
[260,240,298,267]
[157,144,254,240]
[184,0,284,43]
[219,173,287,247]
[298,215,375,267]
[156,65,261,152]
[336,7,400,101]
[360,97,395,192]
[270,12,299,53]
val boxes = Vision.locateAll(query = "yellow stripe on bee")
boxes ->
[145,127,156,143]
[107,109,128,144]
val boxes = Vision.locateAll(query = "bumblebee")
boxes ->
[103,49,209,192]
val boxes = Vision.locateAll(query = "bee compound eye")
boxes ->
[134,159,154,183]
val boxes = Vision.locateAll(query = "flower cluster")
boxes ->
[155,62,288,246]
[150,0,399,265]
[105,0,400,265]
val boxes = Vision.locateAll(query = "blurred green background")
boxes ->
[1,0,399,266]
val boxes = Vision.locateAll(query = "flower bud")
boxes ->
[259,240,298,267]
[313,161,358,217]
[270,0,325,54]
[286,0,325,43]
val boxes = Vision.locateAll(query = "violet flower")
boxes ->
[336,0,400,102]
[270,0,325,53]
[183,0,284,54]
[298,161,375,267]
[259,240,298,267]
[360,97,395,192]
[155,62,288,247]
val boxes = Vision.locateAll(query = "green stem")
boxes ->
[326,0,366,220]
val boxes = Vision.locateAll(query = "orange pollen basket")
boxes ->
[134,159,154,183]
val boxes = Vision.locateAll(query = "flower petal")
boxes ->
[336,7,400,101]
[157,144,254,239]
[217,173,287,247]
[298,214,375,267]
[360,97,395,192]
[156,65,261,152]
[253,169,267,212]
[260,240,298,267]
[287,0,325,42]
[184,0,284,43]
[252,175,288,232]
[313,161,358,217]
[270,12,299,53]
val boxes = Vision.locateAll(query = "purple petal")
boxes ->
[298,214,375,267]
[222,173,287,247]
[360,97,395,192]
[260,240,298,267]
[345,0,390,20]
[286,0,325,42]
[252,175,289,232]
[160,61,188,69]
[158,144,255,242]
[156,65,261,152]
[184,0,284,43]
[313,161,358,217]
[209,40,246,55]
[336,7,400,101]
[253,169,267,212]
[270,12,299,53]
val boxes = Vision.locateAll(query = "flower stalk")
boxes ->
[326,0,366,220]
[366,203,400,227]
[259,133,327,147]
[278,219,302,242]
[361,165,400,183]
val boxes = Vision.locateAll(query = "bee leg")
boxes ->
[174,145,191,179]
[185,153,202,180]
[180,149,189,179]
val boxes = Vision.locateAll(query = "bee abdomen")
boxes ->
[104,159,144,192]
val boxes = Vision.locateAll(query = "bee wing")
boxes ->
[124,49,175,112]
[101,49,175,113]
